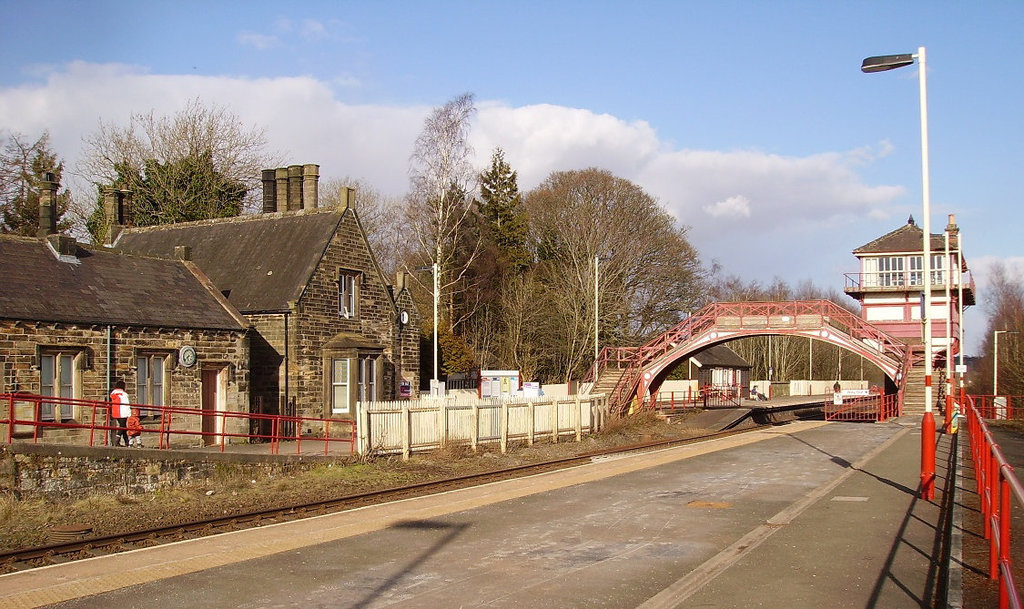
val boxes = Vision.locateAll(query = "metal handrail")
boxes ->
[964,395,1024,609]
[2,393,355,456]
[595,300,907,414]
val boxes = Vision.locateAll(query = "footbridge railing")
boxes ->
[593,300,909,415]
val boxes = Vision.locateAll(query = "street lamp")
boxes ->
[944,225,952,432]
[432,262,439,385]
[592,254,612,380]
[994,330,1019,396]
[594,255,600,375]
[862,46,936,499]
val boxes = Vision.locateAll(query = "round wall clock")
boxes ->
[179,345,197,368]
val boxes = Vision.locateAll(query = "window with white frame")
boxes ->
[358,356,378,404]
[330,358,351,415]
[931,254,945,285]
[39,351,78,421]
[136,353,167,417]
[908,255,923,286]
[877,256,905,287]
[338,272,358,318]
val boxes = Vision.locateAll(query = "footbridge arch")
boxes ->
[592,300,911,414]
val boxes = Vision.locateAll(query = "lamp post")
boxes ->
[862,46,936,499]
[432,262,439,385]
[994,330,1018,396]
[957,233,965,405]
[413,263,440,388]
[944,226,952,432]
[594,255,600,371]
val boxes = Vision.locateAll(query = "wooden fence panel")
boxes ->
[357,395,606,457]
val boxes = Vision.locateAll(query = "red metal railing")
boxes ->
[650,387,742,415]
[825,393,901,422]
[2,393,355,456]
[593,300,908,415]
[964,395,1024,609]
[967,395,1020,421]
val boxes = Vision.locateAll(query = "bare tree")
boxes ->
[79,98,273,233]
[321,176,407,280]
[525,168,706,382]
[972,262,1024,394]
[405,93,480,333]
[711,275,878,384]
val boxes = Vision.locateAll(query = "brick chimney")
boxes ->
[275,167,288,212]
[394,271,410,292]
[287,165,302,211]
[338,186,356,212]
[261,169,277,213]
[302,164,319,209]
[262,165,322,213]
[102,188,129,246]
[36,172,59,237]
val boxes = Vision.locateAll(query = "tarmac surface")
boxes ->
[1,416,956,609]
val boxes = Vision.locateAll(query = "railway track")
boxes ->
[0,425,765,573]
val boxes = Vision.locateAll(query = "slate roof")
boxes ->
[852,219,954,255]
[691,344,752,369]
[115,210,345,313]
[0,234,247,330]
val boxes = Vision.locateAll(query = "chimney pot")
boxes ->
[36,174,59,237]
[287,165,302,211]
[302,164,319,210]
[261,169,277,213]
[275,168,288,212]
[174,245,192,261]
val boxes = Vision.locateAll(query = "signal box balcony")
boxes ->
[844,271,975,306]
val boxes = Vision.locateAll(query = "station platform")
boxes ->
[0,416,959,609]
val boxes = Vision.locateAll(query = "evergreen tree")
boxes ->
[0,132,72,236]
[478,148,530,272]
[87,150,247,242]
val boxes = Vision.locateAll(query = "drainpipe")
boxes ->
[106,325,113,394]
[283,310,290,413]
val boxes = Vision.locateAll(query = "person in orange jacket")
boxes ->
[127,407,143,448]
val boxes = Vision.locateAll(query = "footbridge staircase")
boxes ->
[588,300,913,415]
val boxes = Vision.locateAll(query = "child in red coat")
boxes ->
[127,407,143,448]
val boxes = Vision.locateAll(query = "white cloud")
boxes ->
[1,62,917,295]
[704,195,752,218]
[237,31,279,50]
[299,19,327,41]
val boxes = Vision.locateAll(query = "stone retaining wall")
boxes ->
[0,445,334,500]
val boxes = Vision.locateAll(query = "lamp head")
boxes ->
[861,53,915,73]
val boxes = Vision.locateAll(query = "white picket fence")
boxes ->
[356,394,609,458]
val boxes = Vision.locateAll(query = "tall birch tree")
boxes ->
[406,93,479,334]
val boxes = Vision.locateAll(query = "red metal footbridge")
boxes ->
[590,300,913,415]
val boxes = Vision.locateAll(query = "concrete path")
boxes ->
[1,418,953,609]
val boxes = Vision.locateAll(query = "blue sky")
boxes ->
[2,1,1021,355]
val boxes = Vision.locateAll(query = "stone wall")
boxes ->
[0,444,332,500]
[0,320,249,443]
[289,211,420,421]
